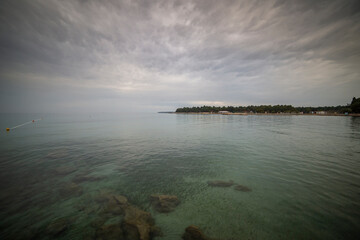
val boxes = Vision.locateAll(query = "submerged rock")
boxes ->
[234,185,251,192]
[93,191,161,240]
[150,194,180,213]
[96,192,129,216]
[113,195,128,206]
[103,197,126,215]
[122,205,157,240]
[46,218,69,237]
[59,182,83,198]
[207,180,234,187]
[149,226,163,238]
[182,225,214,240]
[94,190,128,205]
[95,223,124,240]
[94,191,113,204]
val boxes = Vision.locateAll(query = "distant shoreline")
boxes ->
[162,112,360,117]
[173,98,360,115]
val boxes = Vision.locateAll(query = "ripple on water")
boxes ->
[0,113,359,239]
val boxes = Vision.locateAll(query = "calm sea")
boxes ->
[0,113,359,239]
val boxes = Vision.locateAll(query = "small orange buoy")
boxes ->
[32,120,35,122]
[6,128,10,132]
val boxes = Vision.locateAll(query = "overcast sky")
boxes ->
[0,0,359,113]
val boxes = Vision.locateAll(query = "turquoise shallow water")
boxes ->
[0,113,360,239]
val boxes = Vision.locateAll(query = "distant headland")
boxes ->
[171,97,360,116]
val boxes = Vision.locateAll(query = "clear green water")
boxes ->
[0,113,359,239]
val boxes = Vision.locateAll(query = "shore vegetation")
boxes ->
[175,97,360,114]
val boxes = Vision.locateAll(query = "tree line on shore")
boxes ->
[175,97,360,114]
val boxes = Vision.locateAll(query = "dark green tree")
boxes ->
[175,98,359,114]
[350,97,360,113]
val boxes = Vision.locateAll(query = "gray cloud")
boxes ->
[1,0,360,113]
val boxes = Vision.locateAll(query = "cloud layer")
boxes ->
[1,0,360,112]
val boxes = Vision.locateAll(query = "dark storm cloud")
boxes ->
[0,0,359,112]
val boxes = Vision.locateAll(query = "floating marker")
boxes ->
[6,118,41,132]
